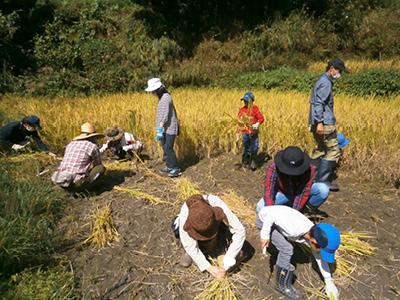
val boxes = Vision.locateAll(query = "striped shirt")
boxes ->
[156,93,179,135]
[58,140,102,182]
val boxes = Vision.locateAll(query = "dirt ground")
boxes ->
[55,151,400,300]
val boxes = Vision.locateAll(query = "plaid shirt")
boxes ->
[58,140,102,182]
[156,93,179,135]
[263,162,315,211]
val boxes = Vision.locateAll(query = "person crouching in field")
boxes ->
[99,126,142,160]
[256,146,330,218]
[171,194,247,279]
[256,205,340,299]
[236,92,264,171]
[145,78,182,178]
[51,123,106,192]
[0,115,56,157]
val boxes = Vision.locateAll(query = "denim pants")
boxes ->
[256,183,330,212]
[161,134,179,169]
[242,133,259,156]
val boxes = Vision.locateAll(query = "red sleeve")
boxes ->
[253,106,264,124]
[264,163,278,206]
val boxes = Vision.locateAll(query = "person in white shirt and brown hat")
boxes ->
[99,126,142,160]
[171,194,247,279]
[51,123,106,192]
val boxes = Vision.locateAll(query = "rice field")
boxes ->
[1,89,399,185]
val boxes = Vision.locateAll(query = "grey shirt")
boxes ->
[308,73,336,125]
[156,93,179,135]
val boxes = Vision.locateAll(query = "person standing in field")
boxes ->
[171,194,246,279]
[256,205,340,299]
[0,115,56,157]
[236,92,264,171]
[145,78,182,177]
[308,58,349,191]
[51,123,106,192]
[256,146,330,218]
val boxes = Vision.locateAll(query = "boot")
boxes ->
[242,154,250,168]
[310,158,321,180]
[301,203,328,219]
[317,159,339,191]
[275,265,301,299]
[250,153,257,171]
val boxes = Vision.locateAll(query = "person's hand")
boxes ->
[12,144,25,150]
[316,123,324,135]
[324,278,339,299]
[206,265,226,279]
[156,127,163,141]
[260,238,270,253]
[222,256,236,271]
[122,145,133,152]
[252,122,260,130]
[49,152,57,158]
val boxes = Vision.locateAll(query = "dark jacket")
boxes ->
[0,121,49,151]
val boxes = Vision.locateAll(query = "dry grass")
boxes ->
[308,59,400,73]
[114,186,176,205]
[175,177,203,203]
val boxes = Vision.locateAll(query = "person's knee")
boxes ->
[316,182,330,199]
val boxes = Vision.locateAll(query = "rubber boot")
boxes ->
[242,154,250,168]
[310,158,321,181]
[275,265,301,299]
[317,159,339,191]
[250,153,257,171]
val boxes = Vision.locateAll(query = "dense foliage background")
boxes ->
[0,0,399,96]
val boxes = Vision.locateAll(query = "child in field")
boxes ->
[236,92,264,170]
[100,127,142,160]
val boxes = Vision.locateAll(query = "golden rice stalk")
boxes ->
[114,186,176,205]
[219,190,257,228]
[175,177,202,202]
[83,202,120,250]
[194,255,239,300]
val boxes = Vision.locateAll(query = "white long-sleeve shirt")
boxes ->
[178,195,246,272]
[258,205,332,279]
[99,132,142,153]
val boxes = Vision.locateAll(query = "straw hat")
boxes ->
[73,123,104,141]
[104,127,123,141]
[183,195,225,241]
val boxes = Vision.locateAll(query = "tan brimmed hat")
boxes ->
[104,127,123,141]
[183,195,225,241]
[73,123,104,141]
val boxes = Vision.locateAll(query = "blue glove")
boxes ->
[156,127,163,141]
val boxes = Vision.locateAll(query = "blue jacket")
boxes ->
[0,121,49,151]
[308,73,336,125]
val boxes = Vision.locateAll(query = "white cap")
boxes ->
[145,77,163,92]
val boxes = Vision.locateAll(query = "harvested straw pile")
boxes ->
[175,177,203,202]
[220,190,257,228]
[114,186,176,205]
[83,202,120,250]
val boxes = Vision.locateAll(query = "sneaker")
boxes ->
[159,166,172,174]
[168,168,182,177]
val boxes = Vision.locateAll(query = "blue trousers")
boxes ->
[161,134,179,169]
[242,133,259,156]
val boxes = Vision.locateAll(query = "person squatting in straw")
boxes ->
[171,194,246,279]
[100,126,142,160]
[256,205,340,299]
[256,146,330,218]
[51,123,106,192]
[0,115,56,157]
[236,92,264,171]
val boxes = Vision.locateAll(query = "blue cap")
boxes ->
[314,223,340,263]
[241,92,254,101]
[337,133,349,149]
[24,115,42,130]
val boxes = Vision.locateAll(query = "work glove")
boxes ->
[222,255,236,271]
[252,122,260,130]
[122,145,133,152]
[49,152,58,158]
[156,127,163,141]
[324,278,339,299]
[12,143,26,150]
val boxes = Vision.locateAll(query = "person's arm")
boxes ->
[157,95,171,127]
[258,209,274,242]
[314,79,331,135]
[253,106,264,125]
[91,145,102,166]
[264,163,278,206]
[292,166,315,211]
[312,249,339,299]
[31,132,50,152]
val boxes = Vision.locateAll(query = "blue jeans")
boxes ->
[161,134,179,169]
[242,133,259,156]
[256,183,330,212]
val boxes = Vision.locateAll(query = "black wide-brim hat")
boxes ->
[274,146,311,176]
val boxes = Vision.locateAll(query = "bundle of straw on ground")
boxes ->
[220,190,257,228]
[83,202,120,250]
[175,177,203,203]
[114,186,176,205]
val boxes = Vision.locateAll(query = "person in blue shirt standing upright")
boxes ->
[308,58,349,191]
[145,78,182,177]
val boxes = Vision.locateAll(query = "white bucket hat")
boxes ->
[145,78,163,92]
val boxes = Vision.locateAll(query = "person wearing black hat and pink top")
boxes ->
[256,205,340,299]
[256,146,330,218]
[172,194,246,279]
[308,58,349,191]
[0,115,56,157]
